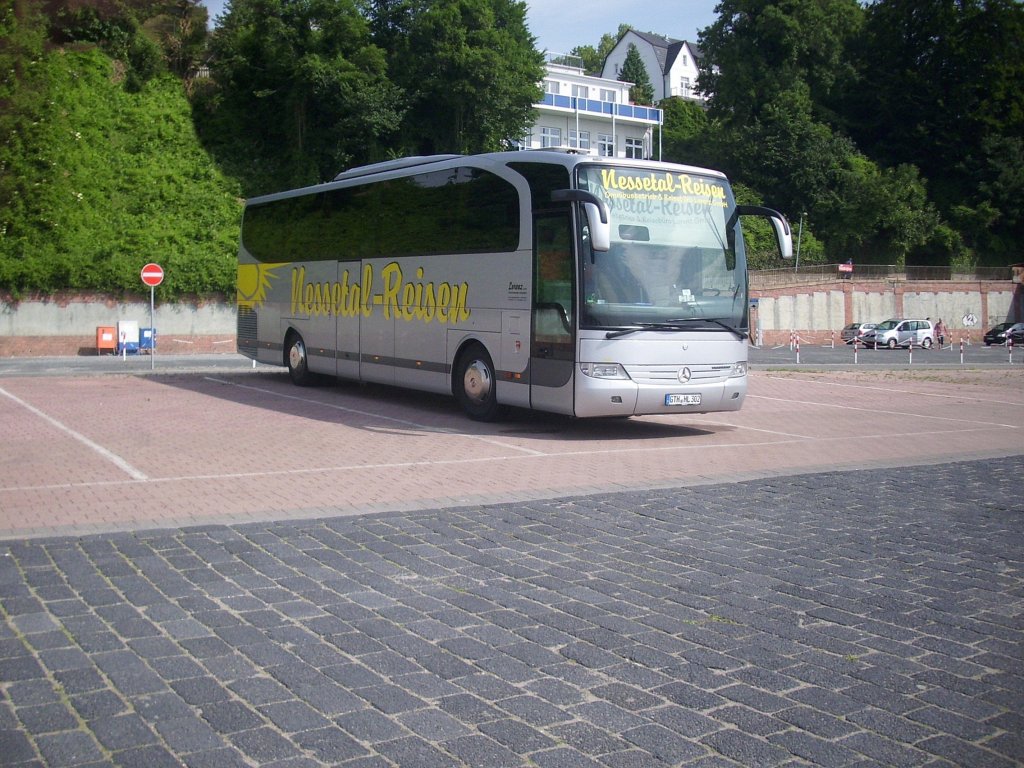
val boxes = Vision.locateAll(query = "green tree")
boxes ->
[141,0,209,80]
[381,0,544,155]
[698,0,862,125]
[569,24,628,74]
[659,96,709,164]
[841,0,1024,265]
[618,42,654,105]
[206,0,404,189]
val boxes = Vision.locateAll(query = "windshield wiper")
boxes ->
[605,318,747,340]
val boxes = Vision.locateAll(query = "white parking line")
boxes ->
[749,393,1020,429]
[0,386,148,480]
[766,374,1024,406]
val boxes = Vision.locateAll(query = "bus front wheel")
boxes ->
[286,332,313,386]
[455,344,502,421]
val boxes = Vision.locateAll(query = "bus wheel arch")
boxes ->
[453,341,503,421]
[285,329,314,386]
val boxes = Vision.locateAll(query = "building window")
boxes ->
[625,137,644,159]
[599,88,616,103]
[680,54,688,66]
[571,84,588,99]
[568,130,590,150]
[541,127,562,148]
[543,80,560,95]
[680,77,691,97]
[598,133,614,157]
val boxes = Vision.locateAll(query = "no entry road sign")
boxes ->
[141,263,164,287]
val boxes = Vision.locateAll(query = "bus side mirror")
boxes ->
[730,205,793,259]
[552,189,611,252]
[583,202,610,252]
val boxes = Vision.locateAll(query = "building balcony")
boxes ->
[537,93,662,125]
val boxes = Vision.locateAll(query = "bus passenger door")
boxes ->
[530,213,576,415]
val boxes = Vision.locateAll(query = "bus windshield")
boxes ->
[577,165,747,331]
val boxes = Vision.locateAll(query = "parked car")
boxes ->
[861,319,934,349]
[840,322,876,344]
[983,321,1024,346]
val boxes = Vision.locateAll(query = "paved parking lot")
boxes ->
[0,360,1021,766]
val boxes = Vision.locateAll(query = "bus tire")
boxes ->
[286,331,314,386]
[455,344,502,421]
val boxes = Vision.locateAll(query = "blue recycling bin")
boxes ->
[140,327,156,352]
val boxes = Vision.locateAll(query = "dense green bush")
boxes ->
[0,47,242,300]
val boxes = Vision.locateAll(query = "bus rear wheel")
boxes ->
[286,332,314,386]
[455,344,502,421]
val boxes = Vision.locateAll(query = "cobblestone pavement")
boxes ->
[2,457,1022,767]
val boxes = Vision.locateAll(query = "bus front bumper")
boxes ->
[573,372,747,418]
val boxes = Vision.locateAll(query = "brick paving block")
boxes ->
[374,735,455,768]
[70,689,128,721]
[768,729,863,765]
[436,693,503,725]
[169,677,231,706]
[712,704,788,737]
[646,705,721,738]
[199,701,263,734]
[153,715,224,752]
[478,718,556,753]
[259,700,329,733]
[530,746,606,768]
[229,726,301,763]
[16,702,79,734]
[838,730,930,766]
[353,683,425,714]
[444,733,522,767]
[623,723,708,764]
[291,726,367,763]
[181,746,252,768]
[0,730,37,764]
[34,729,105,765]
[702,728,792,765]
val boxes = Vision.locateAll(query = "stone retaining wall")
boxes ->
[750,279,1023,346]
[3,283,1022,356]
[1,292,236,357]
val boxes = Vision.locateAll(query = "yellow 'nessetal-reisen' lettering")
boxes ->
[600,169,726,199]
[290,263,470,324]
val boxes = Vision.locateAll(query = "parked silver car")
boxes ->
[861,319,934,349]
[840,322,876,344]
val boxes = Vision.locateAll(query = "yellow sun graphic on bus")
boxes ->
[237,263,285,310]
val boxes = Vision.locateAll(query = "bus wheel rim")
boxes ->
[289,340,305,370]
[464,360,492,404]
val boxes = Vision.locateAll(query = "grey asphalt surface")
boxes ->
[1,354,1022,767]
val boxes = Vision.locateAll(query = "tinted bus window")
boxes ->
[243,167,520,263]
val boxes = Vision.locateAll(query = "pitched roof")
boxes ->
[624,29,702,75]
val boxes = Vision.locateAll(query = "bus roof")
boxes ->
[247,150,728,205]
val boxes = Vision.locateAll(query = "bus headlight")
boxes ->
[579,362,630,379]
[728,361,748,378]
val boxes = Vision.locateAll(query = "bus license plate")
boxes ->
[666,393,701,406]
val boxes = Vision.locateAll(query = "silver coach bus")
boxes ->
[236,150,792,420]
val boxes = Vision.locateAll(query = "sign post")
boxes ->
[140,263,164,370]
